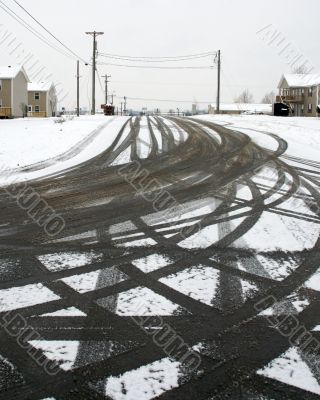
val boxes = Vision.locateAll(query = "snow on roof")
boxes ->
[28,82,54,92]
[209,103,272,112]
[0,65,29,81]
[279,74,320,88]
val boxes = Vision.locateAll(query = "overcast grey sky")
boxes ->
[1,0,319,112]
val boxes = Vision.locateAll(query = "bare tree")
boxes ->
[261,91,276,104]
[234,89,253,104]
[293,64,309,74]
[20,102,27,118]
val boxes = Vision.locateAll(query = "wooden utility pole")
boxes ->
[76,60,80,117]
[216,50,221,114]
[123,96,127,115]
[85,31,104,115]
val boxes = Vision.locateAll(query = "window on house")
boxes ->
[28,105,32,112]
[301,88,305,95]
[308,87,313,97]
[0,99,2,107]
[34,92,40,100]
[308,104,312,113]
[35,105,40,112]
[0,80,2,91]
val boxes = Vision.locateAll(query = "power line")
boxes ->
[98,52,216,63]
[114,95,213,104]
[11,0,87,63]
[0,1,75,60]
[98,51,216,60]
[97,61,214,70]
[96,67,105,96]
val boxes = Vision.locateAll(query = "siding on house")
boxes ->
[12,70,28,117]
[28,82,57,117]
[0,66,29,117]
[0,79,12,108]
[28,91,48,114]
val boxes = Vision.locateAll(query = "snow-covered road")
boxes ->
[0,114,319,400]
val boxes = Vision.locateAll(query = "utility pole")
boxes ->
[85,31,104,115]
[120,102,123,116]
[123,96,127,115]
[76,60,80,117]
[102,74,111,104]
[216,50,221,114]
[111,93,114,105]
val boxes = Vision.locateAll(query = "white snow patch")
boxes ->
[142,197,220,228]
[110,146,131,166]
[39,307,86,317]
[48,230,96,243]
[312,326,320,332]
[160,265,219,307]
[61,267,126,294]
[109,221,137,236]
[178,223,219,249]
[137,117,152,158]
[101,357,184,400]
[0,284,60,312]
[255,255,300,281]
[257,346,320,395]
[152,125,163,152]
[260,292,310,316]
[29,340,79,371]
[305,268,320,291]
[37,251,103,272]
[116,238,157,248]
[0,116,129,185]
[233,211,318,252]
[97,286,185,316]
[194,115,320,161]
[241,280,259,301]
[132,254,173,273]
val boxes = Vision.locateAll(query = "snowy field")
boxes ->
[0,115,129,184]
[195,114,320,160]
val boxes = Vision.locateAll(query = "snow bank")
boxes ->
[0,115,129,185]
[194,114,320,160]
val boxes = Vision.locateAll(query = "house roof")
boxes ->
[0,65,29,81]
[28,82,54,92]
[278,74,320,88]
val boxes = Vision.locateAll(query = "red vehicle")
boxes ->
[101,104,115,116]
